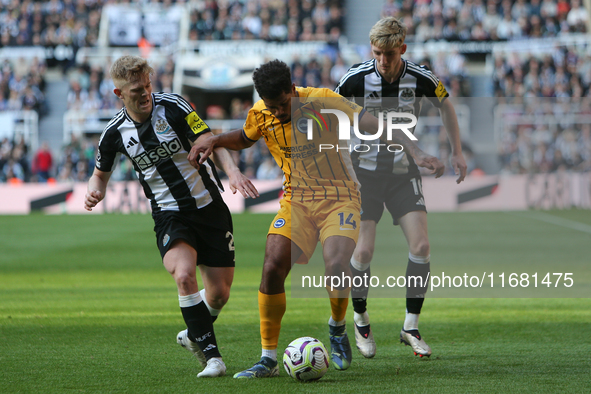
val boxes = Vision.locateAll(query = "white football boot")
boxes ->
[177,329,207,367]
[197,357,226,378]
[400,329,432,357]
[353,312,376,358]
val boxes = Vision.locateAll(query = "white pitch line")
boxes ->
[510,211,591,235]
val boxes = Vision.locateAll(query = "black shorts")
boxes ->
[152,198,235,267]
[357,169,427,225]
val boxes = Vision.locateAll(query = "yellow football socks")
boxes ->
[258,291,286,350]
[329,296,349,323]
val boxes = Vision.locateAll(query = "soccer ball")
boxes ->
[283,336,330,381]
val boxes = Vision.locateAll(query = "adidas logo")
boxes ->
[126,136,139,149]
[366,91,379,99]
[203,344,217,352]
[416,197,425,206]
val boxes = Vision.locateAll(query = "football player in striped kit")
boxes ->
[335,17,467,359]
[84,55,259,378]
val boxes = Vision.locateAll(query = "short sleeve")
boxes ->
[169,94,211,141]
[184,111,211,141]
[426,76,449,108]
[95,131,118,172]
[243,106,263,142]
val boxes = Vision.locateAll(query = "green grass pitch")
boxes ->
[1,210,590,393]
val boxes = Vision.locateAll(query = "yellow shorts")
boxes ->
[268,198,361,262]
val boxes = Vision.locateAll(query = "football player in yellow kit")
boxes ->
[188,59,444,377]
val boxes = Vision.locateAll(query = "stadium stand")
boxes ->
[0,0,589,184]
[492,33,591,174]
[496,96,591,174]
[381,0,588,42]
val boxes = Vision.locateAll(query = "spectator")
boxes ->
[330,55,348,86]
[482,2,502,32]
[256,156,282,180]
[242,2,262,37]
[541,0,558,18]
[21,86,40,113]
[6,89,22,111]
[32,141,53,182]
[512,0,531,20]
[2,157,25,183]
[567,0,589,32]
[497,11,522,40]
[57,158,76,182]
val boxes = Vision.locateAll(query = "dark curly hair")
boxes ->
[252,59,292,100]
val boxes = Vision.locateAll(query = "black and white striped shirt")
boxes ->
[96,92,223,213]
[335,58,448,176]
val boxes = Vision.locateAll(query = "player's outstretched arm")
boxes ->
[210,140,259,199]
[84,168,112,211]
[358,111,445,177]
[439,100,467,184]
[188,129,255,168]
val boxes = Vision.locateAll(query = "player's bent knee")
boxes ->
[264,266,289,283]
[324,258,351,278]
[356,248,374,264]
[173,270,197,289]
[410,241,430,258]
[263,256,290,276]
[208,292,229,309]
[261,266,289,291]
[209,285,231,304]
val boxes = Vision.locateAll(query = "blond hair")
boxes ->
[110,55,154,89]
[369,17,407,49]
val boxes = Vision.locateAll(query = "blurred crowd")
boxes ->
[0,134,97,183]
[384,0,588,42]
[0,57,47,114]
[493,46,591,98]
[0,0,104,48]
[1,0,587,50]
[494,43,591,174]
[498,98,591,174]
[65,55,175,111]
[1,0,590,184]
[188,0,344,42]
[0,136,30,182]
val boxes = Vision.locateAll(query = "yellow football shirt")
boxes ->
[243,87,363,202]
